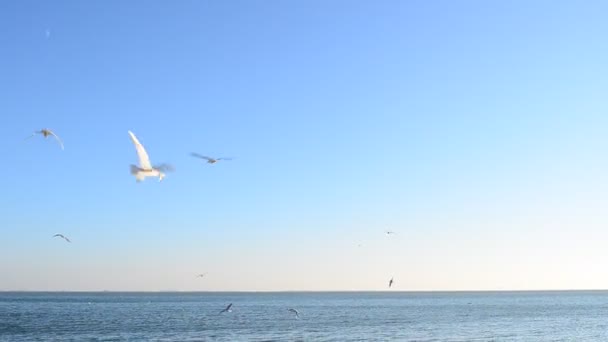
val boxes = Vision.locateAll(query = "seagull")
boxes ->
[190,153,232,164]
[53,234,71,243]
[385,231,396,236]
[219,303,233,314]
[287,308,300,319]
[25,129,64,150]
[196,273,207,278]
[388,277,394,288]
[128,131,173,182]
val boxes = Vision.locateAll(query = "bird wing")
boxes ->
[24,132,39,141]
[53,234,63,238]
[47,130,64,150]
[154,163,174,172]
[190,153,213,161]
[128,131,152,170]
[64,236,71,243]
[219,303,232,314]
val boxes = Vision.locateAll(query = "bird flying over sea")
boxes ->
[53,234,71,243]
[219,303,233,314]
[190,153,232,164]
[128,131,173,182]
[287,308,300,319]
[25,129,64,150]
[388,277,394,288]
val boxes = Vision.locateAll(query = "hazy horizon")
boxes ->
[3,1,608,292]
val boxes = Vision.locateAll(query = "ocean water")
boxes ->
[1,291,608,341]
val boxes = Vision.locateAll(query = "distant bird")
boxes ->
[385,231,396,236]
[196,273,207,278]
[287,308,300,319]
[53,234,71,243]
[219,303,233,314]
[25,129,64,150]
[388,277,394,288]
[128,131,173,182]
[190,153,232,164]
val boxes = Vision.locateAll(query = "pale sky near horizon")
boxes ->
[2,1,608,291]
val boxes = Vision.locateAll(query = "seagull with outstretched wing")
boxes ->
[219,303,233,314]
[287,308,300,319]
[53,234,71,243]
[25,129,64,150]
[128,131,173,182]
[190,153,232,164]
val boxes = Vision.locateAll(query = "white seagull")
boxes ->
[219,303,233,314]
[53,234,71,243]
[287,308,300,319]
[25,129,64,150]
[128,131,173,182]
[190,153,232,164]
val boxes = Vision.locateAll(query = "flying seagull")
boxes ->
[190,153,232,164]
[53,234,71,243]
[25,129,64,150]
[287,308,300,319]
[385,231,396,236]
[388,277,394,288]
[219,303,233,314]
[128,131,173,182]
[196,273,207,278]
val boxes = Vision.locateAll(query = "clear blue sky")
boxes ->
[2,0,608,291]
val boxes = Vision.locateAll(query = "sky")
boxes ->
[2,0,608,291]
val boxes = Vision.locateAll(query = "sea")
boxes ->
[1,291,607,341]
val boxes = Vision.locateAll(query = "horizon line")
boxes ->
[2,289,608,293]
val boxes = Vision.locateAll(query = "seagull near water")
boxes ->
[287,308,300,319]
[190,153,232,164]
[219,303,233,314]
[53,234,71,243]
[128,131,173,182]
[25,129,64,150]
[388,277,394,288]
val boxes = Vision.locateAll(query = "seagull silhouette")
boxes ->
[53,234,71,243]
[219,303,233,314]
[25,129,64,150]
[190,153,232,164]
[128,131,173,182]
[287,308,300,319]
[388,277,394,288]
